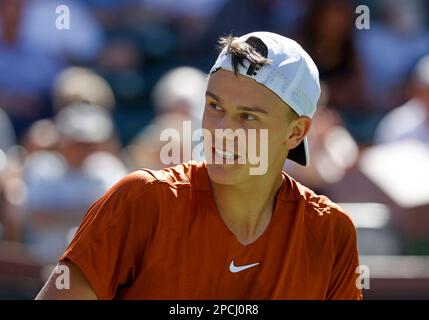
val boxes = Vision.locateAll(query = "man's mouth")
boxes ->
[212,147,240,161]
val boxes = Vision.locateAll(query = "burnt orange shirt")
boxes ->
[60,161,362,300]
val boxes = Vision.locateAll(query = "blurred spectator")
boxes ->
[96,39,144,108]
[356,0,429,112]
[21,0,104,63]
[0,0,104,137]
[299,0,373,143]
[86,1,133,34]
[152,66,207,121]
[126,66,207,169]
[200,0,309,64]
[0,145,27,242]
[139,0,227,56]
[140,0,226,18]
[0,108,16,152]
[0,109,17,241]
[54,103,122,167]
[21,103,127,262]
[0,0,62,135]
[126,112,194,170]
[300,0,367,110]
[52,67,115,112]
[286,83,359,194]
[21,119,59,154]
[375,55,429,144]
[0,151,6,240]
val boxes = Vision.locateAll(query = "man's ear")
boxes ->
[284,116,312,149]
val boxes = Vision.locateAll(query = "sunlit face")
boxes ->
[202,69,307,186]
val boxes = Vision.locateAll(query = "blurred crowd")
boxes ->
[1,0,429,298]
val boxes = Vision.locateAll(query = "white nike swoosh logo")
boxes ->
[229,260,260,273]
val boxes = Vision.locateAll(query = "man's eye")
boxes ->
[241,113,257,121]
[209,103,223,112]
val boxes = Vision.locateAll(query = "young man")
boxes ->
[36,32,362,300]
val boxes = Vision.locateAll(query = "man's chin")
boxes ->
[206,162,249,185]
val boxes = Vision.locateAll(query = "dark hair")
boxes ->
[217,35,271,76]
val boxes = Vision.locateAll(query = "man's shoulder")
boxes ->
[109,161,207,198]
[284,174,356,230]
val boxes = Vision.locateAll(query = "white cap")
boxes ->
[209,31,321,166]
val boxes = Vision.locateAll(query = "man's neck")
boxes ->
[209,170,285,246]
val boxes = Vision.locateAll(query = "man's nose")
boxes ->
[217,114,240,133]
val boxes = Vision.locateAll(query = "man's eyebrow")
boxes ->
[205,91,221,102]
[236,105,268,114]
[206,91,268,114]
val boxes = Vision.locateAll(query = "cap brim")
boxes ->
[287,137,309,166]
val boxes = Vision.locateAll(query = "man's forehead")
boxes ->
[207,70,291,112]
[208,70,269,96]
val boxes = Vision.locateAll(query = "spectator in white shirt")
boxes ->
[375,55,429,144]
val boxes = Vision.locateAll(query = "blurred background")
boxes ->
[1,0,429,299]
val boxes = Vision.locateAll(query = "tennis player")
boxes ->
[36,31,362,300]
